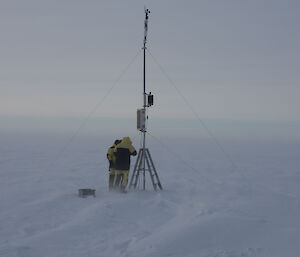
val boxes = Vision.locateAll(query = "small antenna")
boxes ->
[144,8,150,46]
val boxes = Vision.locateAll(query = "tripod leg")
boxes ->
[129,149,142,189]
[146,149,163,190]
[145,150,157,190]
[142,148,146,191]
[133,149,144,189]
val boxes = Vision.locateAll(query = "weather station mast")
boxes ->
[129,8,162,191]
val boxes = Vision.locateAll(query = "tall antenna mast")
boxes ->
[129,8,162,191]
[142,8,149,188]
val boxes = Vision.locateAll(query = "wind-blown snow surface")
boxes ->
[1,132,300,257]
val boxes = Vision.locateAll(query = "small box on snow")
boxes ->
[78,188,96,198]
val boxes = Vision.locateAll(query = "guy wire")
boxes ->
[146,131,219,186]
[46,49,142,171]
[146,48,238,172]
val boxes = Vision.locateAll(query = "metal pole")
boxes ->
[142,8,150,190]
[142,44,146,190]
[129,8,162,191]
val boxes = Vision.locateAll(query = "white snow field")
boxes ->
[1,131,300,257]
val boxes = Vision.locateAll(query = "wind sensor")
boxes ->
[129,8,163,191]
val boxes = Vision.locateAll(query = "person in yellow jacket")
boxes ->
[113,136,137,192]
[106,139,121,191]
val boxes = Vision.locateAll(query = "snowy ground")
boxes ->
[1,131,300,257]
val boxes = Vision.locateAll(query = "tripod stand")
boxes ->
[129,148,162,190]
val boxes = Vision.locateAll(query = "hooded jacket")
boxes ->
[107,140,121,170]
[114,137,137,170]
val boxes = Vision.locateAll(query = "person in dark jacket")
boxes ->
[113,136,137,192]
[106,139,121,190]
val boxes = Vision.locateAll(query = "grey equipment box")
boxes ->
[78,188,96,198]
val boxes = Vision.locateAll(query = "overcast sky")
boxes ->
[1,0,300,129]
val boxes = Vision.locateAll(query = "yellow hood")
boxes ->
[122,137,132,145]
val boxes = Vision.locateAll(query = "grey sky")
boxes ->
[1,0,300,124]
